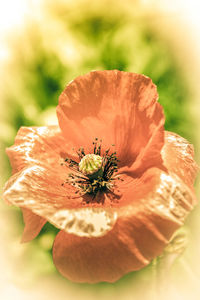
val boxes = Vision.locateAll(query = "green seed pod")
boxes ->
[79,154,103,176]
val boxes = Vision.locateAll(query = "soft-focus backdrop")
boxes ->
[0,0,200,299]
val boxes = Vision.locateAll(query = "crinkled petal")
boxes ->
[4,128,198,241]
[53,167,196,283]
[21,208,46,243]
[117,129,199,207]
[2,165,116,233]
[3,165,81,225]
[162,131,199,190]
[6,126,77,174]
[57,70,165,172]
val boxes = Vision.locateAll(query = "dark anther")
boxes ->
[61,138,121,199]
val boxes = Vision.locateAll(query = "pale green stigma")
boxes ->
[79,154,103,176]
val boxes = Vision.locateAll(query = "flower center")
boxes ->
[79,154,103,177]
[62,138,122,200]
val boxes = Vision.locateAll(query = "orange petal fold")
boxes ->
[6,125,77,174]
[53,167,196,283]
[57,70,165,174]
[162,131,199,190]
[2,164,107,231]
[21,208,46,242]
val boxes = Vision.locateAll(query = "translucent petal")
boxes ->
[57,70,165,173]
[21,208,46,242]
[53,168,196,283]
[6,125,77,174]
[162,131,199,189]
[3,165,116,235]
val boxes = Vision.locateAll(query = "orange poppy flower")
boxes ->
[3,70,198,283]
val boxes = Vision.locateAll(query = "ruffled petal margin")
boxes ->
[3,164,83,222]
[6,125,77,174]
[2,165,117,236]
[3,129,198,245]
[117,131,199,207]
[53,167,196,283]
[162,131,199,189]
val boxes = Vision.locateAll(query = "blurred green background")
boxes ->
[0,0,198,299]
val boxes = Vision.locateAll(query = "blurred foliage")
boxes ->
[0,0,197,285]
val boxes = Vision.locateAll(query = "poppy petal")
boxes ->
[53,228,148,284]
[21,208,46,242]
[57,70,165,171]
[2,165,116,234]
[162,131,199,189]
[6,125,77,174]
[53,168,196,283]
